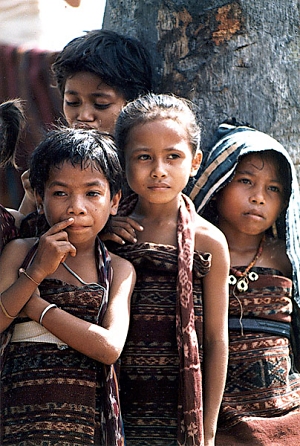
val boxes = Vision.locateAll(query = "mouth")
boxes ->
[148,183,170,190]
[244,211,265,220]
[67,225,89,231]
[73,123,97,130]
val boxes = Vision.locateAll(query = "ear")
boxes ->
[190,151,202,177]
[110,190,122,216]
[35,191,44,214]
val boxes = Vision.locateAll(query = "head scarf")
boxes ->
[188,122,300,308]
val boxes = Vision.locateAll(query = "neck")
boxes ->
[218,224,265,254]
[133,195,181,223]
[131,196,181,246]
[221,231,266,268]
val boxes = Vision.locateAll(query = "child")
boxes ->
[189,121,300,445]
[0,99,26,253]
[107,93,230,446]
[19,29,155,224]
[52,29,154,135]
[0,128,136,445]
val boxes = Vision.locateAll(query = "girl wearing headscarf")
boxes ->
[188,120,300,445]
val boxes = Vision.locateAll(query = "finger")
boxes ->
[101,231,134,245]
[125,217,144,232]
[115,227,137,243]
[112,217,143,235]
[47,218,75,235]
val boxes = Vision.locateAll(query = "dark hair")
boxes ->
[52,30,154,102]
[203,150,291,239]
[29,127,123,199]
[239,150,291,204]
[0,99,25,168]
[115,93,201,168]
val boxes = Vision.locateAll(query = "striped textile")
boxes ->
[216,267,300,445]
[110,193,211,445]
[187,123,300,444]
[1,237,124,446]
[188,123,300,309]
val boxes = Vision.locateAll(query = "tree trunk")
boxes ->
[103,0,300,175]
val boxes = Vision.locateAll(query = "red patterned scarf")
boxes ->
[177,194,204,445]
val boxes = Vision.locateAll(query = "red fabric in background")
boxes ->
[0,44,62,208]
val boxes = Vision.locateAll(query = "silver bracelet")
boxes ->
[39,304,57,326]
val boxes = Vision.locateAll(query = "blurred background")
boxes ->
[0,0,106,50]
[0,0,106,208]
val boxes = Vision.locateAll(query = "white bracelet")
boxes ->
[39,304,57,326]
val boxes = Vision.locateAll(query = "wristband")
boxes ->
[19,268,40,286]
[0,293,16,319]
[39,304,57,326]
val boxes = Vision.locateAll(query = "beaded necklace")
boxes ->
[228,234,265,292]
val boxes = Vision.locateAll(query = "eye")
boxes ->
[238,178,251,184]
[138,154,151,160]
[167,153,180,160]
[95,103,111,110]
[53,190,67,196]
[269,185,281,193]
[65,100,79,107]
[87,191,101,197]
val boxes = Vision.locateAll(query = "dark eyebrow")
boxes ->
[48,180,105,188]
[235,168,281,183]
[64,89,111,99]
[48,180,68,188]
[130,147,186,154]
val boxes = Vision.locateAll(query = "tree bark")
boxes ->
[103,0,300,175]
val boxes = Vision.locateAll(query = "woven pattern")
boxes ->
[1,238,124,446]
[219,267,300,427]
[112,194,211,445]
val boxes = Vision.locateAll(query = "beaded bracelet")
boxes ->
[0,293,16,319]
[39,304,58,326]
[19,268,40,286]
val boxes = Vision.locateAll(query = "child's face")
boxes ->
[38,161,120,248]
[216,153,286,237]
[124,118,201,205]
[63,72,126,135]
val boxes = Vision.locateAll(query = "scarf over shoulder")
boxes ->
[117,193,211,445]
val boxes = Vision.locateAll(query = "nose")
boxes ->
[67,195,87,215]
[249,186,265,205]
[150,159,167,178]
[77,104,95,123]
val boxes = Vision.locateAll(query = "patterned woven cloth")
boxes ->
[187,123,300,445]
[1,237,124,446]
[0,204,19,254]
[110,193,211,445]
[215,267,300,445]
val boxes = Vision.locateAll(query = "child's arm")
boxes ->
[0,218,76,332]
[101,215,143,245]
[23,253,136,364]
[196,221,229,446]
[18,169,37,216]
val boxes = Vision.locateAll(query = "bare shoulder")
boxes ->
[262,237,291,277]
[194,214,228,254]
[0,237,37,262]
[109,251,136,276]
[0,238,38,286]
